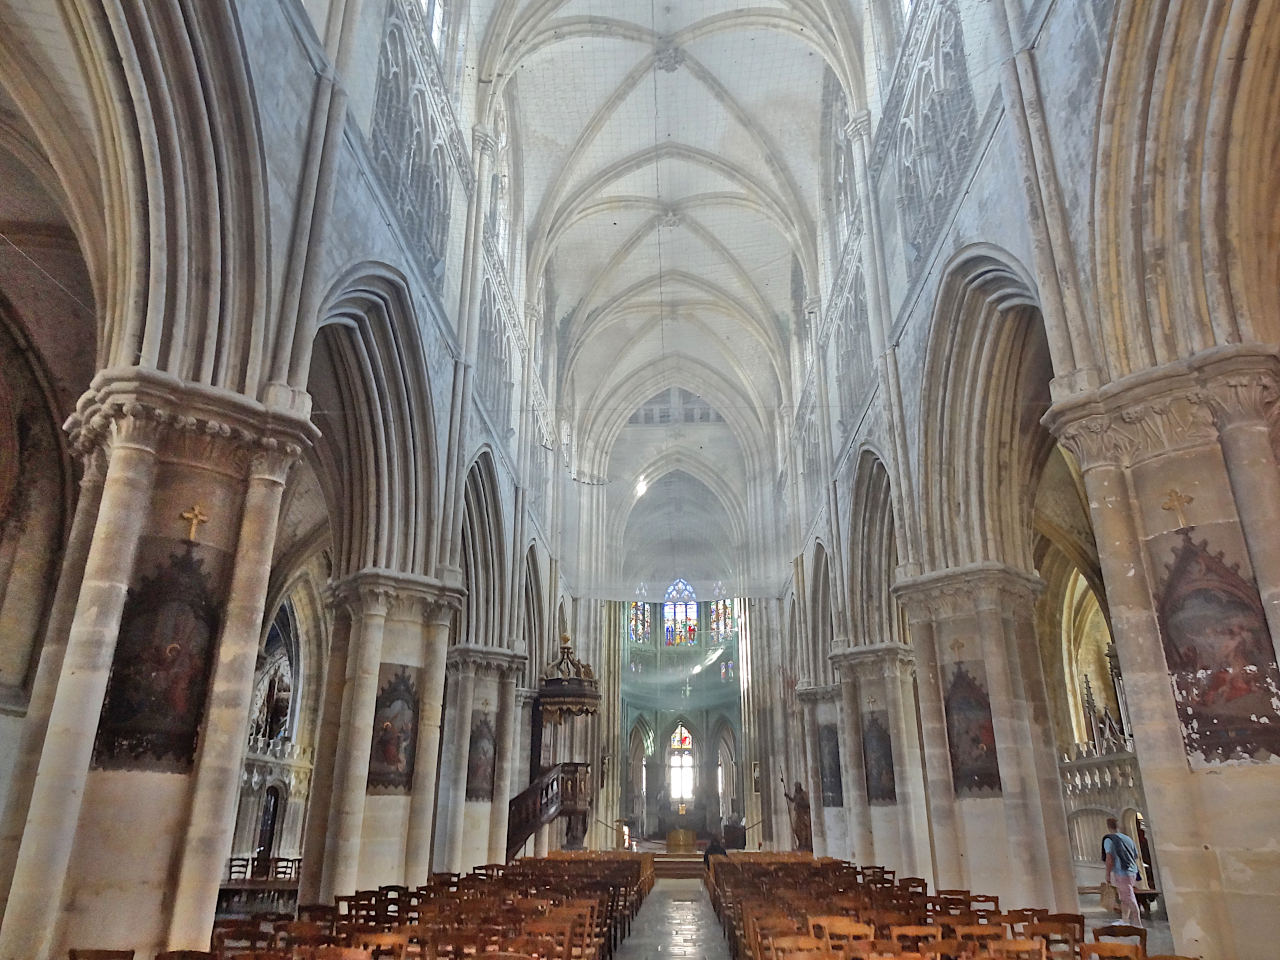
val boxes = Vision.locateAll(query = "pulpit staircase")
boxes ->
[506,761,591,860]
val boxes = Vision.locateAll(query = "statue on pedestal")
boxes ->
[782,778,813,852]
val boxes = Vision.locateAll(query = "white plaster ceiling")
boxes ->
[477,0,865,595]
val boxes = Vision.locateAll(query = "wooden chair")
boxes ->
[350,931,410,959]
[918,939,973,959]
[766,934,830,959]
[1023,921,1077,956]
[155,953,216,960]
[981,940,1046,960]
[953,924,1004,944]
[1092,923,1147,955]
[1078,945,1141,960]
[808,916,875,955]
[1040,914,1084,943]
[890,925,943,950]
[214,924,273,954]
[68,953,135,960]
[1145,955,1199,960]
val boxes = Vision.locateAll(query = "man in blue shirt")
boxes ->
[1103,816,1143,926]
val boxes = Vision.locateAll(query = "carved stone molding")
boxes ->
[447,643,525,679]
[65,370,312,479]
[829,642,916,681]
[330,569,463,622]
[795,681,840,704]
[893,562,1043,620]
[1044,345,1280,469]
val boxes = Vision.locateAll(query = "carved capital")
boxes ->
[1197,369,1280,430]
[795,682,839,704]
[447,644,524,678]
[893,563,1042,620]
[829,642,915,681]
[473,125,497,158]
[64,370,316,474]
[249,438,303,483]
[1046,347,1280,467]
[846,110,872,142]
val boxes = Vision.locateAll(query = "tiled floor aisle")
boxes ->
[615,878,731,960]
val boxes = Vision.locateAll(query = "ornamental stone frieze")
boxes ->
[1043,345,1280,470]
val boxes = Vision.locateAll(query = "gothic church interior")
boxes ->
[0,0,1277,957]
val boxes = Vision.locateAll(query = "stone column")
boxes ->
[880,649,929,880]
[797,690,827,856]
[833,665,874,862]
[298,599,352,903]
[1045,363,1279,959]
[0,447,105,911]
[0,409,160,960]
[892,597,964,889]
[169,443,298,947]
[1195,354,1280,665]
[404,595,460,884]
[443,656,477,873]
[319,576,391,900]
[486,665,521,864]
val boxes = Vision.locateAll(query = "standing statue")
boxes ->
[782,778,813,852]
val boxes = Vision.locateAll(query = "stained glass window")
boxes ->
[664,579,698,646]
[710,598,735,643]
[629,602,651,644]
[670,724,694,800]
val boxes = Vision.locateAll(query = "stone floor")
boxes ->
[616,878,730,960]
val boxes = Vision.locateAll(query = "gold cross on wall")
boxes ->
[1161,488,1194,529]
[949,638,966,659]
[181,504,209,542]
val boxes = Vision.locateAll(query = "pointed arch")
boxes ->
[307,265,439,577]
[847,450,904,648]
[918,246,1055,573]
[458,450,507,649]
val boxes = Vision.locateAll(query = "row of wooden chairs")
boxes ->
[70,852,653,960]
[706,855,1195,960]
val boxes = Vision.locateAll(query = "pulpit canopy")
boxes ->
[538,633,600,722]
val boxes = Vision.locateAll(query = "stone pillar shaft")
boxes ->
[0,451,105,912]
[404,607,454,884]
[836,674,873,862]
[486,670,519,864]
[902,616,963,888]
[800,699,826,856]
[298,606,352,903]
[168,450,294,947]
[320,585,389,899]
[0,421,159,960]
[444,662,477,873]
[1214,413,1280,666]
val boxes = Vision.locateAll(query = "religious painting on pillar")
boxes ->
[92,536,228,772]
[466,709,497,800]
[367,663,420,792]
[1155,530,1280,763]
[818,723,844,806]
[943,660,1002,796]
[861,710,896,804]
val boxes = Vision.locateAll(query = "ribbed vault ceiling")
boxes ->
[478,0,866,595]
